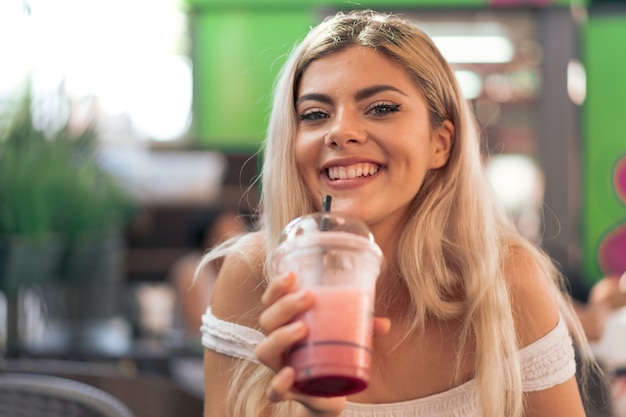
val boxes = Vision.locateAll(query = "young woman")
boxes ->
[199,10,593,417]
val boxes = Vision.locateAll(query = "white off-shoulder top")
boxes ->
[201,307,576,417]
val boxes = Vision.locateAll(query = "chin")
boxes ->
[326,199,371,221]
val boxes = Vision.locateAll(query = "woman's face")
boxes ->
[294,46,453,233]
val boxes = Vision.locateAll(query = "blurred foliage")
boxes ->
[0,92,136,241]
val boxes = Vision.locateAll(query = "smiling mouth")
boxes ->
[327,163,380,180]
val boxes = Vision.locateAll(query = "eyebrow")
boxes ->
[296,84,408,107]
[296,93,332,107]
[355,85,408,101]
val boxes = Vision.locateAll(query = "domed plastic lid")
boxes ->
[279,212,375,244]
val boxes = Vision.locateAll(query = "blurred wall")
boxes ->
[188,6,313,150]
[581,11,626,281]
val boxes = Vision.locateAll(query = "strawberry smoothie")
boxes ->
[290,286,375,396]
[273,222,383,397]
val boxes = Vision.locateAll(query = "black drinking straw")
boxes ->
[320,195,332,231]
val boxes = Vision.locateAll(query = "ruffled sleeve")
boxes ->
[520,316,577,392]
[200,306,265,362]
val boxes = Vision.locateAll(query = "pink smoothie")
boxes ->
[273,228,383,397]
[289,286,375,397]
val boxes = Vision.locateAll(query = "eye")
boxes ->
[368,102,401,117]
[299,108,330,121]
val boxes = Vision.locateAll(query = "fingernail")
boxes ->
[280,272,295,285]
[287,321,305,334]
[293,289,307,299]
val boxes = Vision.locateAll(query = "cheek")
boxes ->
[293,140,317,194]
[293,141,307,175]
[399,143,433,187]
[294,134,319,171]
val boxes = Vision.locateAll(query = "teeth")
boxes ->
[327,163,379,180]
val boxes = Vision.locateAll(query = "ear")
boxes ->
[429,120,454,169]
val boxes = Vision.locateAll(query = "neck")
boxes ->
[362,205,416,318]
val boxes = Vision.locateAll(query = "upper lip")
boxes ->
[320,157,383,172]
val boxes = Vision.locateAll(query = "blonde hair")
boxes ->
[203,9,592,417]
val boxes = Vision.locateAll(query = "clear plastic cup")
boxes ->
[272,212,384,397]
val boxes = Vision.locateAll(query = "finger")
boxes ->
[259,289,314,334]
[255,320,307,371]
[266,367,297,403]
[261,271,297,307]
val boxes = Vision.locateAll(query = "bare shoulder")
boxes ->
[210,231,267,329]
[504,245,560,347]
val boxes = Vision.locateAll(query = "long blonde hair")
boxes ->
[204,9,592,417]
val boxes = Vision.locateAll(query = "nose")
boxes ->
[324,109,366,148]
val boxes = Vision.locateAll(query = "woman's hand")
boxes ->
[255,272,390,417]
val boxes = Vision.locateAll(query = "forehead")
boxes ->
[297,46,416,95]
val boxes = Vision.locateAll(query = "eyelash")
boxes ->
[299,109,328,121]
[368,102,400,116]
[298,102,401,121]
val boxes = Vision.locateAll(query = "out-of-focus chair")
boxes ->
[0,372,135,417]
[0,359,204,417]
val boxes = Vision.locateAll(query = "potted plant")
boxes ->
[0,94,65,298]
[0,91,135,355]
